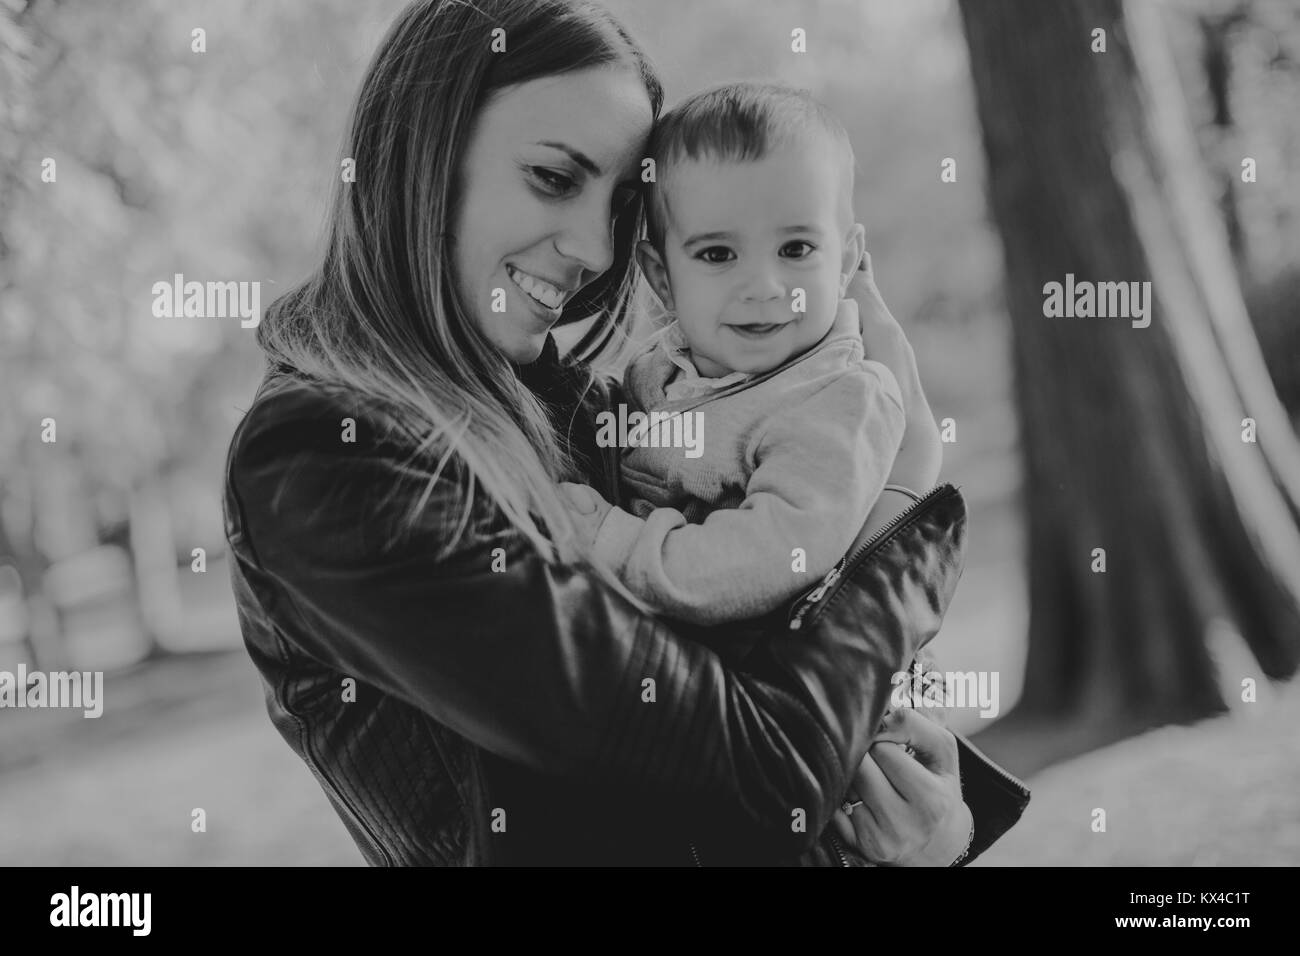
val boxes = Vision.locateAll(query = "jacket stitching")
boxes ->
[420,719,476,863]
[266,615,399,867]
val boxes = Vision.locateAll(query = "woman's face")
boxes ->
[452,66,654,363]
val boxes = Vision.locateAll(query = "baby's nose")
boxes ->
[740,269,785,302]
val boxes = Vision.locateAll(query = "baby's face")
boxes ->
[639,141,864,378]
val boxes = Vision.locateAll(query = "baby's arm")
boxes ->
[558,481,613,547]
[586,365,907,625]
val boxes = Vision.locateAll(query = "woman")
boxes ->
[224,0,1026,866]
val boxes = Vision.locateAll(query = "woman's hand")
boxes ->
[831,707,973,866]
[846,253,942,493]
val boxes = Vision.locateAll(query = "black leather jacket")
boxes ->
[223,337,1028,866]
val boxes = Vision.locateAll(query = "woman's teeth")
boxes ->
[507,266,564,311]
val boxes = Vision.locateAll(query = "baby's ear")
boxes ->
[839,223,867,296]
[635,239,674,311]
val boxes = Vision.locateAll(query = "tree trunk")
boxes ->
[957,0,1300,764]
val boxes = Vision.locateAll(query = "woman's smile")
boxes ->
[506,264,571,313]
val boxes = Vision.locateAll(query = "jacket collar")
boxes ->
[660,322,753,402]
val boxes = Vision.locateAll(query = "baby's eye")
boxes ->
[695,246,735,265]
[529,166,577,197]
[780,240,817,259]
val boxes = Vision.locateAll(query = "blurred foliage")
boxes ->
[1,0,408,557]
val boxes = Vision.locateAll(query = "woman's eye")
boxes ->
[696,246,735,265]
[781,240,816,259]
[529,167,576,196]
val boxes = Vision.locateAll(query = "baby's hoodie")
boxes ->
[592,299,907,624]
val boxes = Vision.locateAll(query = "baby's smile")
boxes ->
[726,320,795,340]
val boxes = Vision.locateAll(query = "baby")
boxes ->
[562,81,938,629]
[561,83,951,862]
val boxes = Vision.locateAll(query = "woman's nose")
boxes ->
[553,199,616,278]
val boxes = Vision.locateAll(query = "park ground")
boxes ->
[2,642,1296,866]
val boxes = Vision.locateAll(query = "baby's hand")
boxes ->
[559,481,611,517]
[835,296,862,335]
[847,254,942,493]
[887,419,942,494]
[559,481,613,548]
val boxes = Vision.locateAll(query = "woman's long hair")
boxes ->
[258,0,663,565]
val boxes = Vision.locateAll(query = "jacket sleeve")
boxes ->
[225,380,953,855]
[590,364,906,625]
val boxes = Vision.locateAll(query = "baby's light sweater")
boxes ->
[591,299,906,625]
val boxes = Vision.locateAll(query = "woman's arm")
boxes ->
[225,378,966,856]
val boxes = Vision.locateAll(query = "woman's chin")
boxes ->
[477,302,559,364]
[500,329,550,365]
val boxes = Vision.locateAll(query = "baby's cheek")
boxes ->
[793,295,838,345]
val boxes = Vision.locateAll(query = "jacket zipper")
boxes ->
[787,484,953,632]
[689,841,702,867]
[958,733,1032,795]
[981,753,1031,794]
[788,567,842,629]
[828,832,851,867]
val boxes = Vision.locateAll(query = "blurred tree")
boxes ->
[1173,0,1300,419]
[0,0,46,598]
[958,0,1300,769]
[1196,2,1251,268]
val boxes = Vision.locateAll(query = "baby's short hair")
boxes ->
[644,81,856,251]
